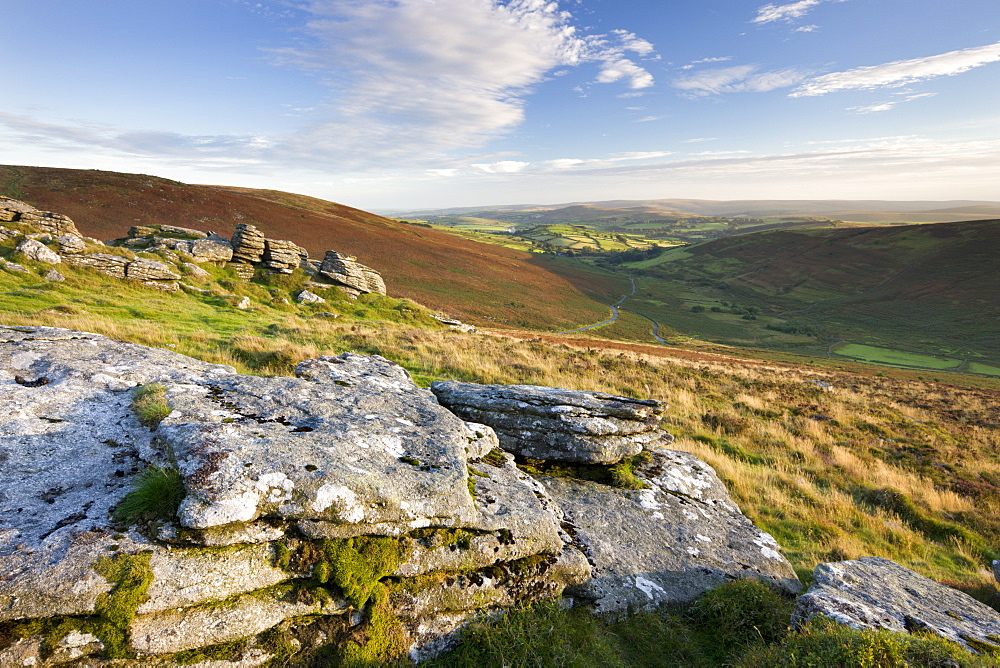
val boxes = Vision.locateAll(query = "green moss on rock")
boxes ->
[318,537,404,610]
[91,550,154,659]
[338,583,408,666]
[518,452,652,490]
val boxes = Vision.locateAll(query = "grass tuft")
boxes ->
[112,466,185,525]
[131,382,171,428]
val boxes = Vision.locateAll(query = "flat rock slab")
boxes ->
[539,449,801,615]
[0,326,237,620]
[431,381,670,464]
[794,557,1000,653]
[162,354,480,531]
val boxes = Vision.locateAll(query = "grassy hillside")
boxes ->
[609,219,1000,372]
[0,165,624,331]
[3,191,1000,664]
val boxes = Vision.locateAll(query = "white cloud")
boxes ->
[847,92,938,114]
[680,56,732,70]
[0,111,269,165]
[516,137,1000,201]
[539,151,673,172]
[472,161,530,173]
[752,0,822,24]
[611,29,656,57]
[635,115,665,123]
[792,41,1000,96]
[673,65,807,96]
[609,151,673,161]
[596,58,655,89]
[848,102,896,114]
[794,24,819,33]
[266,0,656,167]
[426,168,459,177]
[684,137,718,143]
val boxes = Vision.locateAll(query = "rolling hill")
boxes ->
[396,198,1000,226]
[0,165,624,330]
[616,219,1000,371]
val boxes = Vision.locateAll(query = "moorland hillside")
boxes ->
[0,165,623,330]
[614,219,1000,370]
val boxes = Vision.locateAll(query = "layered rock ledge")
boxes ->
[431,381,673,464]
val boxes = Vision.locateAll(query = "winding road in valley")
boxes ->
[555,277,670,345]
[555,278,636,334]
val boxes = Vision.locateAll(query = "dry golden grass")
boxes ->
[5,284,1000,591]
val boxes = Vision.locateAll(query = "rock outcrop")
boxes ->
[230,223,267,264]
[0,195,81,237]
[16,239,61,265]
[793,557,1000,653]
[318,250,387,296]
[262,238,308,274]
[431,381,672,464]
[541,449,801,614]
[1,196,389,302]
[0,327,587,665]
[0,325,801,664]
[114,218,384,292]
[1,199,181,291]
[431,314,476,334]
[227,225,306,273]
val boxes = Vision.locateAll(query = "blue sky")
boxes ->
[2,0,999,209]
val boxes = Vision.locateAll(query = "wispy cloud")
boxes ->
[2,1,658,172]
[680,56,732,70]
[792,41,1000,96]
[691,150,750,156]
[264,0,657,167]
[507,137,1000,198]
[673,64,807,96]
[537,151,673,171]
[752,0,823,25]
[847,92,938,114]
[472,161,530,174]
[0,111,270,166]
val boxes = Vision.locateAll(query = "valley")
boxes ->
[4,164,997,379]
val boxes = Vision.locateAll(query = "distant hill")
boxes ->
[0,165,623,330]
[395,198,1000,224]
[622,219,1000,365]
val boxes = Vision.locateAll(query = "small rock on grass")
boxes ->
[296,289,325,304]
[16,238,62,265]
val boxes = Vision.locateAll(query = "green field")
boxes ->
[967,361,1000,377]
[831,342,964,370]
